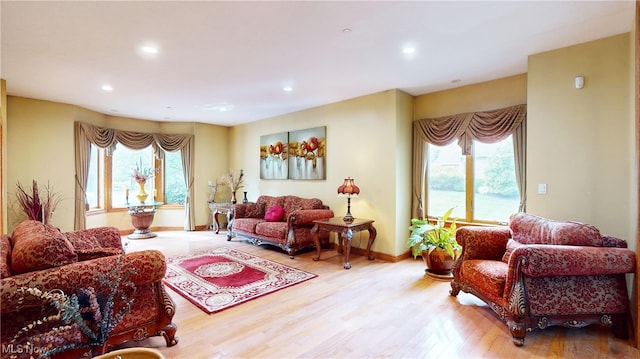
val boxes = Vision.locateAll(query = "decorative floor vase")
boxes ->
[137,182,148,204]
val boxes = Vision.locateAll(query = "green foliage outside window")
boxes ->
[164,151,186,205]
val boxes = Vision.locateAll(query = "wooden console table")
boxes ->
[127,202,161,239]
[311,217,377,269]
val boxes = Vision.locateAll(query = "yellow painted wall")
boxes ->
[413,74,527,119]
[229,89,412,257]
[6,96,229,232]
[394,90,414,255]
[527,33,633,246]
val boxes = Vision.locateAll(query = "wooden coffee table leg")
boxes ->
[312,224,321,261]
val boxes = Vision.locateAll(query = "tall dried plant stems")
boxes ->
[15,180,63,224]
[220,169,244,192]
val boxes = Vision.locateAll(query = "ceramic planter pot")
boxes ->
[422,248,458,280]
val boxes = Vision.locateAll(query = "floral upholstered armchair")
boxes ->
[450,212,636,346]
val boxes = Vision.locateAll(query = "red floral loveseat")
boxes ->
[0,220,178,358]
[227,195,334,258]
[450,212,636,346]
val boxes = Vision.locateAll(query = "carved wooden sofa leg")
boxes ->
[507,320,526,346]
[449,280,461,296]
[158,283,179,346]
[160,323,178,347]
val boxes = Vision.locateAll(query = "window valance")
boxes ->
[77,122,193,156]
[414,104,526,155]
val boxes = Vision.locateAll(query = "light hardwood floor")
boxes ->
[123,230,639,359]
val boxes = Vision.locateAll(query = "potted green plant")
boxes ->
[407,207,460,278]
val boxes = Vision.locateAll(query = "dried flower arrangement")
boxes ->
[15,180,63,225]
[131,158,157,184]
[9,256,136,358]
[219,169,244,192]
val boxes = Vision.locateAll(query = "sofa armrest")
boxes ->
[512,245,636,277]
[0,250,166,313]
[288,209,335,226]
[456,226,511,261]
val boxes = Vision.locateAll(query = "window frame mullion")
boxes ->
[465,154,473,222]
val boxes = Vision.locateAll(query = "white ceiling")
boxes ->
[1,1,635,127]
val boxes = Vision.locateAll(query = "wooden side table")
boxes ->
[127,202,161,239]
[311,217,377,269]
[209,202,232,234]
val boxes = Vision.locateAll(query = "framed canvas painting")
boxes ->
[288,126,326,180]
[260,132,288,180]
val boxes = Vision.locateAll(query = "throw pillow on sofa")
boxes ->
[10,220,78,274]
[245,202,265,218]
[65,231,123,261]
[264,205,285,222]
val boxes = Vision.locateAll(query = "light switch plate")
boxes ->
[538,183,547,195]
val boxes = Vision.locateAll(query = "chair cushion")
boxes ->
[233,218,264,233]
[264,205,285,222]
[10,220,78,274]
[461,259,508,299]
[255,222,287,240]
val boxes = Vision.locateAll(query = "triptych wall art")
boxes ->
[260,126,326,180]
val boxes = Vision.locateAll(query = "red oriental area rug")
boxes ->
[163,247,317,314]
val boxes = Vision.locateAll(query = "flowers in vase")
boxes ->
[131,158,157,184]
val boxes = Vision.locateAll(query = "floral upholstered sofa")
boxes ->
[227,195,334,258]
[0,220,178,357]
[450,212,636,346]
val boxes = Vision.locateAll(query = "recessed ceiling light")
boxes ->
[101,84,113,91]
[283,86,293,92]
[451,79,462,84]
[342,28,352,33]
[402,47,416,55]
[203,103,233,112]
[141,46,158,54]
